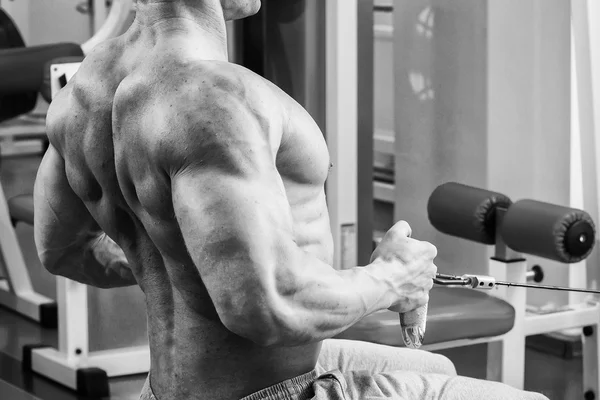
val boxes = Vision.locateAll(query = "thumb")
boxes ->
[389,220,412,239]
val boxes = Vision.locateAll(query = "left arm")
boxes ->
[33,145,136,288]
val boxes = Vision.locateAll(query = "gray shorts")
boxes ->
[139,339,550,400]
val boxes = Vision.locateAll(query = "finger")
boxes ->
[424,276,434,291]
[429,262,438,278]
[369,248,379,264]
[390,220,412,239]
[423,241,437,259]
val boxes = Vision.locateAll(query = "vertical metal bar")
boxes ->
[58,278,89,359]
[326,0,358,269]
[569,16,591,305]
[0,182,33,294]
[92,0,109,35]
[237,4,265,75]
[356,0,374,266]
[487,259,527,389]
[225,20,238,63]
[572,0,600,303]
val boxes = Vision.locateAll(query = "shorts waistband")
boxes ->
[240,369,320,400]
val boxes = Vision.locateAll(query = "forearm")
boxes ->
[235,250,392,347]
[279,255,391,345]
[40,233,137,289]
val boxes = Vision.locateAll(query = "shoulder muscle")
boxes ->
[147,67,283,177]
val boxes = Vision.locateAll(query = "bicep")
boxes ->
[33,145,98,266]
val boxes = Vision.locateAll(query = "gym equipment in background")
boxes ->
[435,272,600,294]
[429,182,599,399]
[0,8,37,125]
[338,182,600,399]
[0,0,133,156]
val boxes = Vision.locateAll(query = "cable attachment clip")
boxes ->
[462,274,496,290]
[433,273,497,290]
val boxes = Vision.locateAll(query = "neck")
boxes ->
[132,0,228,60]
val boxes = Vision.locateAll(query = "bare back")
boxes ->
[46,32,333,399]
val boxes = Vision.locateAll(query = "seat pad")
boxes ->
[335,287,515,346]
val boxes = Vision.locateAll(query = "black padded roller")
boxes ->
[0,8,37,123]
[501,199,596,263]
[427,182,512,245]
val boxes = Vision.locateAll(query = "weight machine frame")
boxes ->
[0,185,56,326]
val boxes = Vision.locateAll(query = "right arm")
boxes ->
[163,89,395,347]
[164,82,436,347]
[173,168,393,347]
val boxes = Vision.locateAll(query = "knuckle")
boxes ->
[424,278,434,291]
[386,228,398,241]
[422,241,438,258]
[370,247,380,262]
[391,220,412,238]
[401,221,412,237]
[430,263,438,276]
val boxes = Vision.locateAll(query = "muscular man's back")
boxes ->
[46,28,332,399]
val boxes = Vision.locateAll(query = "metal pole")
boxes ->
[326,0,358,269]
[356,0,375,267]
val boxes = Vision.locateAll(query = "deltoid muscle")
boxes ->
[399,304,427,348]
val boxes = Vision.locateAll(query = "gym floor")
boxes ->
[0,154,585,400]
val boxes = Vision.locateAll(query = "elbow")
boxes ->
[218,298,296,347]
[240,323,281,347]
[38,250,62,276]
[36,237,70,276]
[38,250,85,283]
